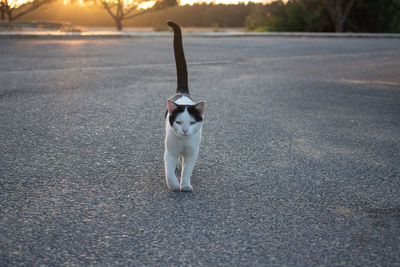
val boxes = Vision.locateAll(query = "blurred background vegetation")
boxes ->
[1,0,400,32]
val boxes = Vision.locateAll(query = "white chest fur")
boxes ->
[165,122,201,156]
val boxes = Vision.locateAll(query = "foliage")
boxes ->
[244,3,271,31]
[346,0,400,33]
[285,0,331,31]
[245,0,332,32]
[244,0,400,33]
[0,0,53,21]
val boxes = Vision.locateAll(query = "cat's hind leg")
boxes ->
[164,153,180,191]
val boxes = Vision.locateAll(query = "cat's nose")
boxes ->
[183,129,188,134]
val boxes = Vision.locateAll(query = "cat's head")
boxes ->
[167,100,205,137]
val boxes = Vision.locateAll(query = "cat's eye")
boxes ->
[190,122,196,125]
[176,121,182,125]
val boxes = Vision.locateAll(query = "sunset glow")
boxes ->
[17,0,268,8]
[62,0,156,8]
[9,0,28,7]
[180,0,264,4]
[138,0,155,9]
[63,0,85,5]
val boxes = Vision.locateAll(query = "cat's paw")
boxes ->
[167,181,180,191]
[180,184,193,192]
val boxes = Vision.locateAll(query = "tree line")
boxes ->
[245,0,400,33]
[2,0,400,33]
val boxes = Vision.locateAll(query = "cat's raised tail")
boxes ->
[167,21,189,95]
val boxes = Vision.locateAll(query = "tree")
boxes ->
[245,0,332,32]
[0,0,52,21]
[245,1,286,31]
[321,0,357,32]
[1,1,6,20]
[347,0,400,33]
[98,0,177,31]
[285,0,332,31]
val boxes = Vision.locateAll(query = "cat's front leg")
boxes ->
[180,154,197,192]
[164,153,180,191]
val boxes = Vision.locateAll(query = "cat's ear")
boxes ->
[167,100,178,114]
[195,101,206,116]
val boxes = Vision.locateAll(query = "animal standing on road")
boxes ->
[164,21,206,191]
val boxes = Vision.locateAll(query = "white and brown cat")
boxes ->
[164,21,206,191]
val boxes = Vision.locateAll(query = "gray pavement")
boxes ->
[1,37,399,266]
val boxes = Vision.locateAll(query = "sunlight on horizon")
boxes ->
[138,0,156,9]
[180,0,267,4]
[17,0,270,8]
[9,0,28,7]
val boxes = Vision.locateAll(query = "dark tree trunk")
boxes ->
[336,19,344,32]
[116,19,122,31]
[322,0,357,32]
[7,10,12,21]
[1,3,5,21]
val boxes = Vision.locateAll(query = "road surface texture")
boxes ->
[1,36,399,266]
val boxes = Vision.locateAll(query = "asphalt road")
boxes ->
[1,36,399,266]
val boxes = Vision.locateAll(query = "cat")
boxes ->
[164,21,206,191]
